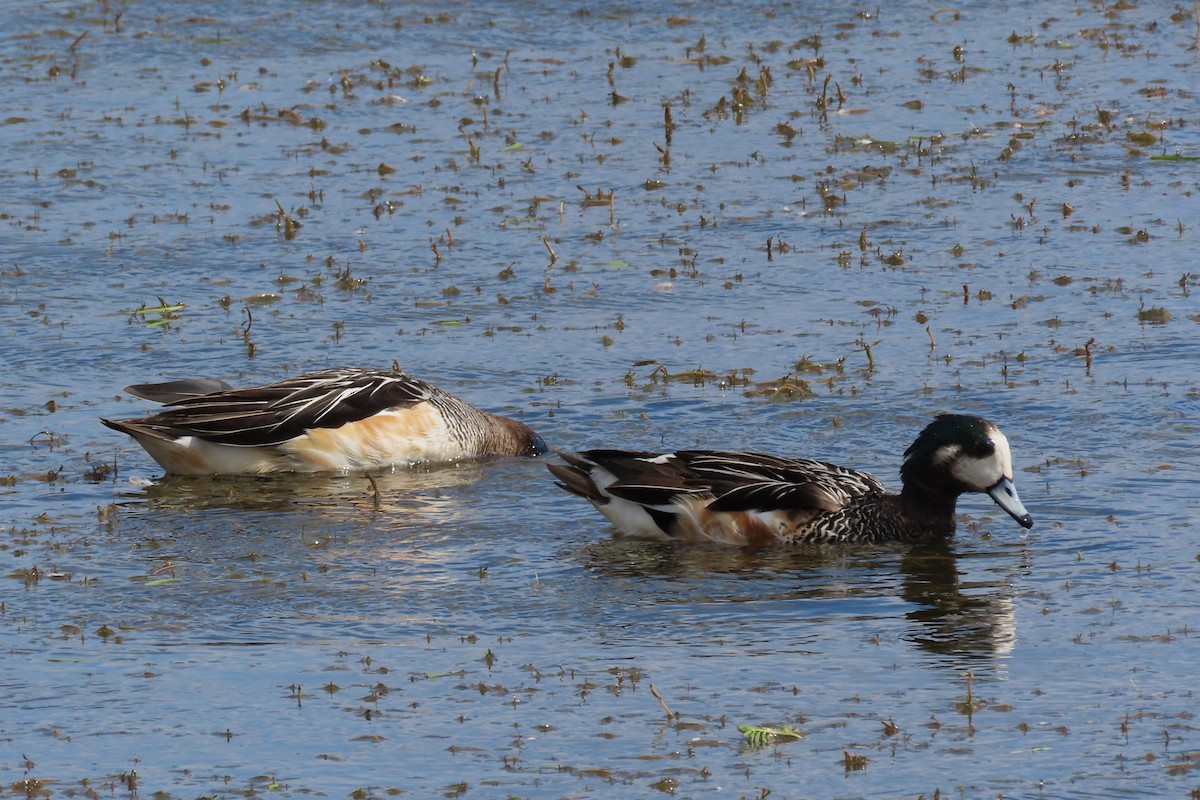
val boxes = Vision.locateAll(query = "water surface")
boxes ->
[2,0,1198,797]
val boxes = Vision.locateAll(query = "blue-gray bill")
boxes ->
[987,477,1034,529]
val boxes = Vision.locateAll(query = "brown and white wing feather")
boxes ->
[705,480,845,513]
[671,450,886,509]
[550,448,890,543]
[115,368,435,447]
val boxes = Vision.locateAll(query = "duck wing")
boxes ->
[670,450,886,513]
[577,450,711,504]
[578,449,885,514]
[121,368,435,447]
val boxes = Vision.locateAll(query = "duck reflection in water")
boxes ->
[120,460,498,524]
[579,535,1022,661]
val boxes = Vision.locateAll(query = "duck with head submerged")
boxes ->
[102,366,547,475]
[548,414,1033,545]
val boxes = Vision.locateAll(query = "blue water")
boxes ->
[2,0,1199,797]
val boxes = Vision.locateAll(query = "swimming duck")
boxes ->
[102,366,547,475]
[548,414,1033,545]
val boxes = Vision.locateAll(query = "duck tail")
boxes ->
[99,417,175,442]
[122,378,237,405]
[547,452,609,504]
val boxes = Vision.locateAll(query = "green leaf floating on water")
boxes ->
[127,303,185,314]
[737,723,804,747]
[1150,154,1200,162]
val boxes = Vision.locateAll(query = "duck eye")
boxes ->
[972,440,996,458]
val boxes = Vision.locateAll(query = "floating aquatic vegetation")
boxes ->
[124,297,185,327]
[577,186,615,208]
[273,199,301,239]
[843,751,869,771]
[744,375,815,400]
[1137,305,1171,324]
[737,724,803,748]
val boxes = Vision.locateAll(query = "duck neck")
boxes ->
[898,482,961,537]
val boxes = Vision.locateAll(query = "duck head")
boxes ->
[902,414,1034,529]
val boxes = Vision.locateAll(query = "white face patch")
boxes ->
[991,428,1014,477]
[931,443,963,467]
[949,429,1014,491]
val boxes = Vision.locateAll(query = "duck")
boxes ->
[547,414,1033,545]
[101,366,547,475]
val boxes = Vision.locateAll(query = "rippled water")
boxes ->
[2,0,1199,797]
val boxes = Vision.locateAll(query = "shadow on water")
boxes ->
[580,534,1021,661]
